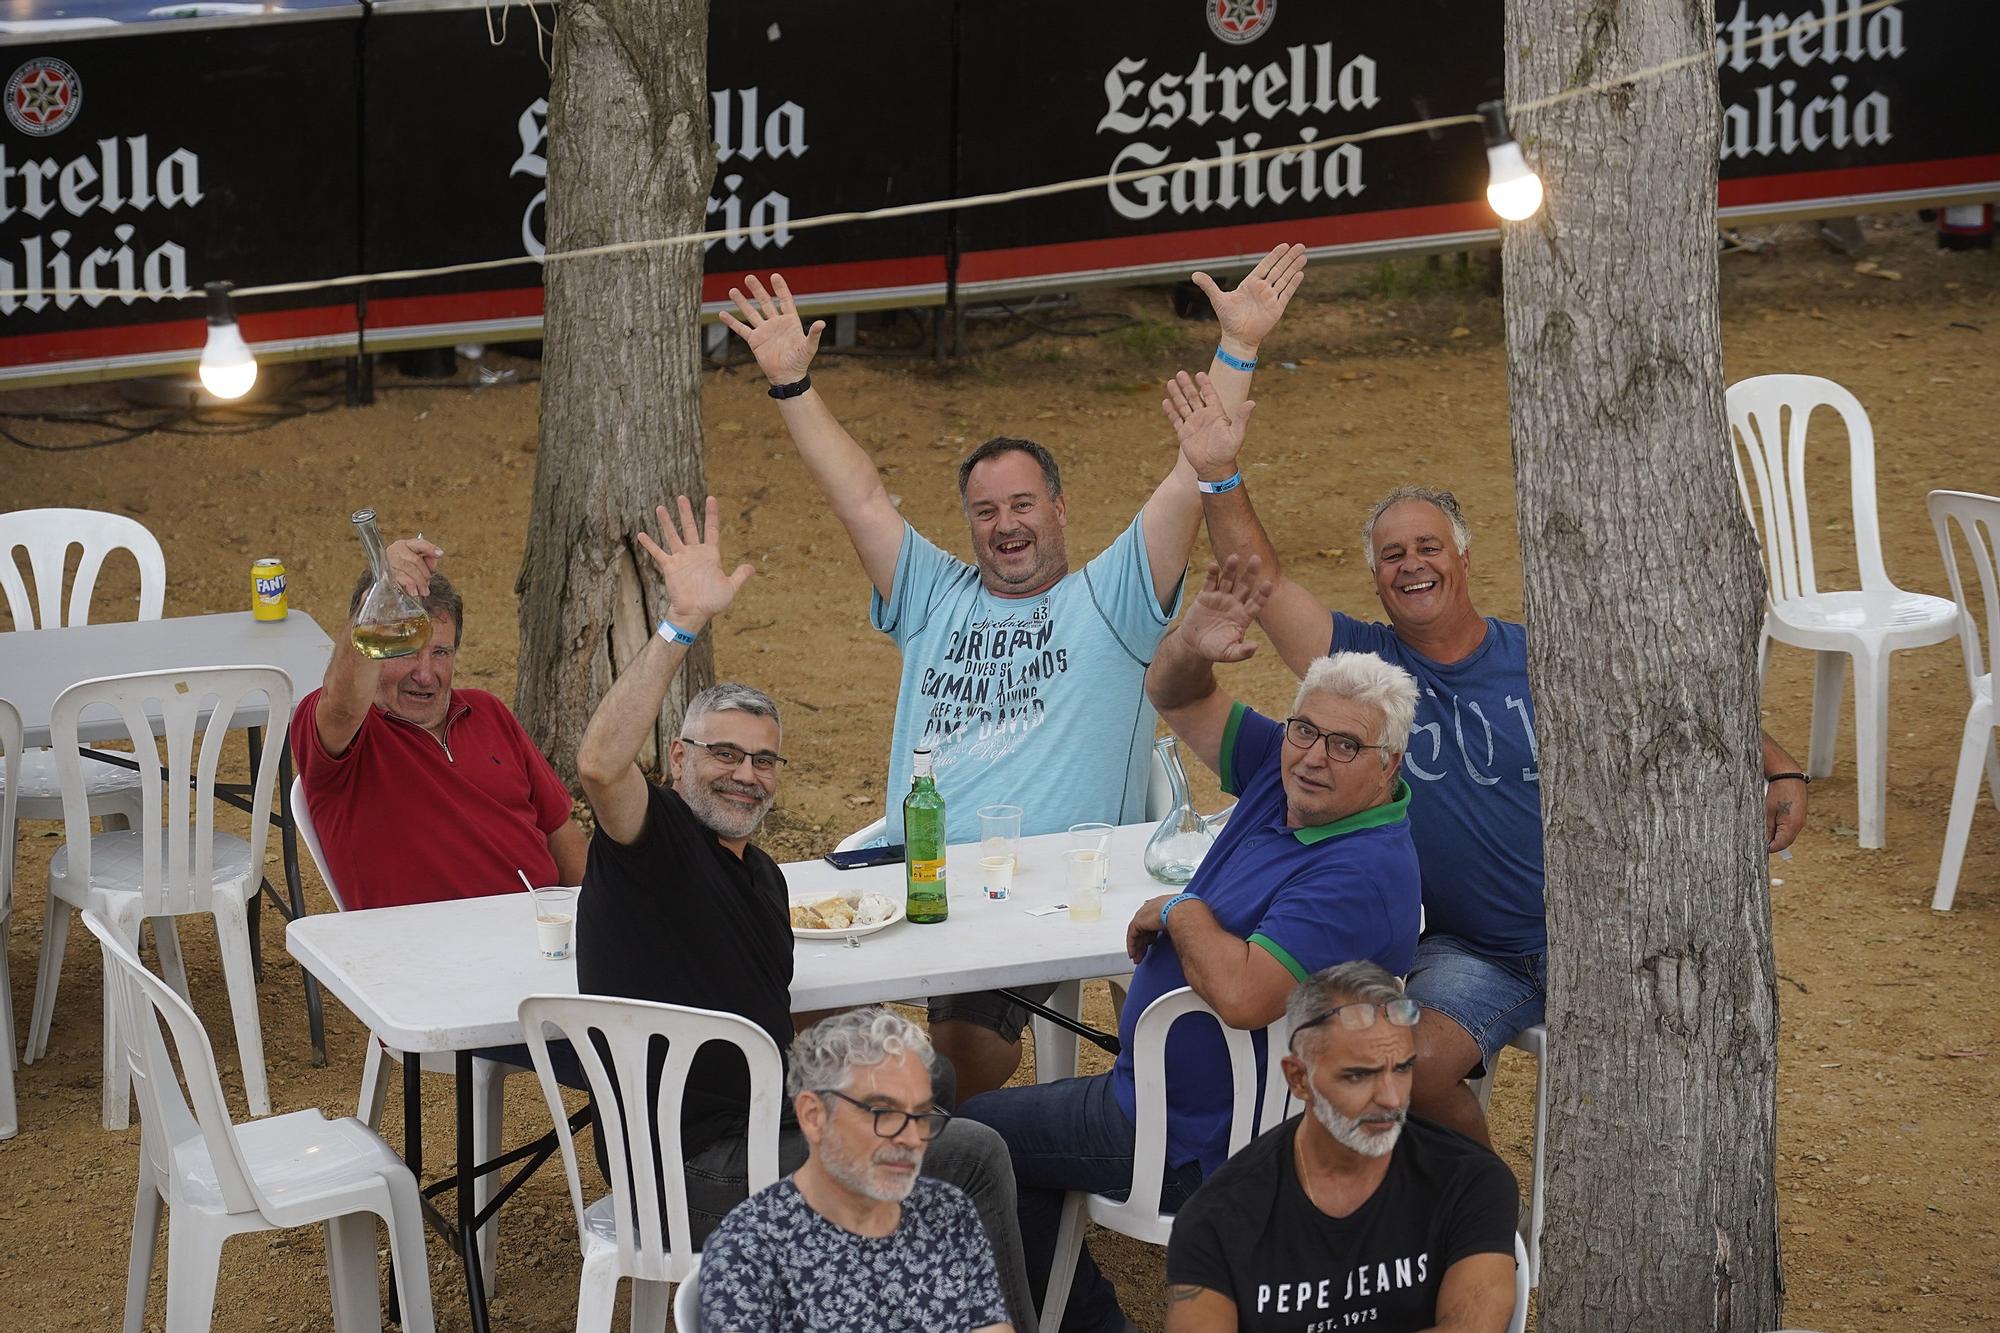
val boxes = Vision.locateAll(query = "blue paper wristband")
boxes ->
[657,618,698,646]
[1161,892,1200,928]
[1196,472,1243,495]
[1214,344,1257,372]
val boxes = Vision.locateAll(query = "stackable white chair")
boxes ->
[520,994,784,1333]
[27,666,291,1128]
[1727,377,1959,847]
[1927,491,2000,911]
[1040,986,1297,1331]
[290,775,516,1294]
[0,698,20,1140]
[673,1257,703,1332]
[1470,1024,1550,1288]
[1506,1233,1530,1333]
[83,911,436,1333]
[0,508,166,889]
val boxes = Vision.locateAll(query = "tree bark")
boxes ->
[517,0,711,787]
[1501,2,1782,1329]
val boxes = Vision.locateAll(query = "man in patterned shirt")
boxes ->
[698,1009,1013,1333]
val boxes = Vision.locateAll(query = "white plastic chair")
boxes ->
[1040,985,1296,1330]
[1727,377,1959,847]
[520,993,784,1333]
[27,666,291,1128]
[290,774,516,1295]
[1927,491,2000,911]
[0,698,20,1140]
[1470,1024,1549,1289]
[0,508,167,899]
[81,911,436,1333]
[673,1257,702,1332]
[1506,1233,1529,1333]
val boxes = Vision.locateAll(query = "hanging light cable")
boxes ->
[1480,100,1545,222]
[198,280,258,400]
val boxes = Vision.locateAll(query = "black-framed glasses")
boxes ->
[818,1089,953,1141]
[682,738,788,772]
[1288,998,1422,1047]
[1283,716,1387,764]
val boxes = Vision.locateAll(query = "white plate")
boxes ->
[790,893,906,940]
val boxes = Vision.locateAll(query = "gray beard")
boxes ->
[675,773,773,841]
[817,1136,922,1204]
[1311,1087,1405,1158]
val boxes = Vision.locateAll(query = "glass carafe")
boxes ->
[348,508,433,659]
[1143,736,1230,885]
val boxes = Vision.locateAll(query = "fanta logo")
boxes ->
[256,576,286,597]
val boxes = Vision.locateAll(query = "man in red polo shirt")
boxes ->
[293,533,587,909]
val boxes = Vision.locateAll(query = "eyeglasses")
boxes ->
[1288,997,1422,1046]
[818,1089,953,1141]
[1283,716,1387,764]
[682,738,788,772]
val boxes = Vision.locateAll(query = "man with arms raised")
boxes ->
[959,558,1422,1332]
[720,246,1309,1096]
[698,1009,1014,1333]
[572,497,1035,1328]
[294,533,586,907]
[1189,441,1810,1142]
[1165,961,1519,1333]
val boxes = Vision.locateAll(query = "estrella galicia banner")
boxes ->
[359,0,955,352]
[0,6,363,384]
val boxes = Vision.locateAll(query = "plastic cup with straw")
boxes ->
[520,868,575,960]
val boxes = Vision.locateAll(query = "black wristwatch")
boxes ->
[768,374,812,400]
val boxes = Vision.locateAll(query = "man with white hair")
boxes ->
[697,1009,1014,1333]
[1163,961,1519,1333]
[959,560,1423,1332]
[573,497,1036,1327]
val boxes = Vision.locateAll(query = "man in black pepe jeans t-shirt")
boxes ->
[570,496,1037,1330]
[1165,961,1519,1333]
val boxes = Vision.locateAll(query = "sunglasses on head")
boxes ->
[1288,997,1421,1047]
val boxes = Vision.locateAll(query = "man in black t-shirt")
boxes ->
[571,495,1036,1329]
[1165,961,1519,1333]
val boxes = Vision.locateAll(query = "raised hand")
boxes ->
[384,536,444,602]
[1162,370,1256,481]
[1191,242,1308,356]
[716,273,824,386]
[634,496,755,627]
[1178,555,1272,664]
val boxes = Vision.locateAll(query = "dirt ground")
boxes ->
[2,214,1996,1332]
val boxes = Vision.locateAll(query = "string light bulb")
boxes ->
[1479,101,1544,222]
[198,280,257,400]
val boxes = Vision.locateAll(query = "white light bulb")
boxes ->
[198,280,257,400]
[1485,141,1545,221]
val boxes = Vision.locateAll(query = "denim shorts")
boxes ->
[928,982,1058,1039]
[1404,934,1546,1076]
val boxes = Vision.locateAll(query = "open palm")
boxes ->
[1181,556,1272,663]
[634,495,754,623]
[717,273,823,384]
[1192,242,1308,350]
[1163,370,1256,478]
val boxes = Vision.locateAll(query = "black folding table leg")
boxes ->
[391,1052,422,1327]
[458,1050,493,1333]
[278,746,326,1065]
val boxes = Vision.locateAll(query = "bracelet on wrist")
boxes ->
[768,374,812,400]
[1196,472,1243,495]
[1214,344,1257,373]
[1764,771,1810,785]
[657,617,699,646]
[1161,892,1200,929]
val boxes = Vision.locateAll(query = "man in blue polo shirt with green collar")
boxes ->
[958,554,1422,1333]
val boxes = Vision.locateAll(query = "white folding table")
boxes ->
[1,610,335,1058]
[286,820,1160,1332]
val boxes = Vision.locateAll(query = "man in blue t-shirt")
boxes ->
[721,249,1310,1097]
[1186,449,1811,1143]
[957,559,1423,1333]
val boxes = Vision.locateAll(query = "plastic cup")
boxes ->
[533,888,577,960]
[1064,849,1104,923]
[1068,822,1113,888]
[978,803,1023,871]
[979,854,1014,900]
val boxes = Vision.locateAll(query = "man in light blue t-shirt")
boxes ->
[720,248,1309,1096]
[1189,460,1811,1146]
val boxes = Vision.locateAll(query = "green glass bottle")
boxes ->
[904,747,948,924]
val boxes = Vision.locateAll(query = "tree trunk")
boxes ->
[1501,2,1782,1329]
[517,0,711,787]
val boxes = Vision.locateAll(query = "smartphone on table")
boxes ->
[823,844,905,870]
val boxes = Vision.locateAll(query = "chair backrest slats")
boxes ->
[288,775,346,910]
[1929,490,2000,693]
[1121,987,1278,1217]
[50,667,292,914]
[0,507,166,630]
[0,699,19,918]
[519,994,784,1284]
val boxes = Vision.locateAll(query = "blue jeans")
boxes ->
[959,1072,1204,1333]
[1405,934,1547,1075]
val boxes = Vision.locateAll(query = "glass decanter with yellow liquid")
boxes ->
[349,508,433,659]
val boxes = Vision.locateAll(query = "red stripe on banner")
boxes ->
[698,253,948,301]
[1718,154,2000,207]
[363,288,543,329]
[956,203,1497,284]
[0,305,356,366]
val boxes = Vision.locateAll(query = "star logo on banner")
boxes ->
[5,58,82,137]
[1207,0,1276,46]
